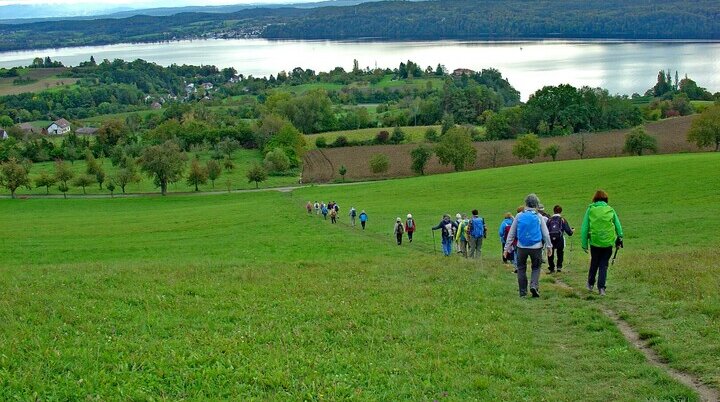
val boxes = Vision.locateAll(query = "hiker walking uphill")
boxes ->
[581,190,624,296]
[467,209,487,259]
[405,214,416,243]
[329,207,337,224]
[314,201,320,215]
[498,212,514,263]
[504,194,553,298]
[547,205,575,273]
[455,214,470,257]
[321,203,329,220]
[306,201,313,214]
[359,210,368,230]
[349,207,357,228]
[432,214,457,256]
[393,217,405,245]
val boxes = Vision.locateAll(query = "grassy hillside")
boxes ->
[1,153,718,399]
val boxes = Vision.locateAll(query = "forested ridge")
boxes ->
[0,0,718,52]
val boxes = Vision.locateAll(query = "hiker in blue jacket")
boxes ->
[321,203,329,220]
[504,194,553,298]
[359,210,368,230]
[432,214,458,256]
[467,209,487,259]
[498,212,514,263]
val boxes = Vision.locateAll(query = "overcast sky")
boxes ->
[0,0,317,6]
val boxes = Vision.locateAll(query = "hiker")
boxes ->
[321,203,329,220]
[467,209,487,259]
[314,201,320,215]
[306,201,313,214]
[359,210,368,229]
[537,204,550,265]
[581,190,624,296]
[349,207,357,227]
[329,207,337,224]
[454,213,463,253]
[432,214,457,256]
[498,212,514,263]
[547,205,574,273]
[455,214,470,257]
[333,202,340,215]
[504,194,553,298]
[405,214,416,243]
[394,217,405,245]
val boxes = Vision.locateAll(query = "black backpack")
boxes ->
[547,216,564,237]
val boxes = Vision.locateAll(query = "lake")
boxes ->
[1,39,719,100]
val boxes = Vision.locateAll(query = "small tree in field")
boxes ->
[543,144,560,161]
[206,159,222,189]
[512,134,541,163]
[369,154,390,174]
[58,182,70,199]
[410,144,432,175]
[223,156,235,172]
[187,158,208,191]
[0,158,31,199]
[246,163,268,189]
[624,127,658,156]
[264,147,290,173]
[35,171,57,195]
[571,132,588,159]
[139,141,186,196]
[434,127,476,171]
[339,165,347,182]
[687,105,720,151]
[390,127,406,144]
[72,174,94,195]
[106,181,116,198]
[482,142,503,168]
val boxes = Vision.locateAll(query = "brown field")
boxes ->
[0,68,77,96]
[302,116,700,183]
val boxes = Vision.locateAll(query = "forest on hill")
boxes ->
[0,0,718,52]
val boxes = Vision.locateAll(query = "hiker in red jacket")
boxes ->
[405,214,416,243]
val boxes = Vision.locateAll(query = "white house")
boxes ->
[202,82,214,90]
[48,118,71,135]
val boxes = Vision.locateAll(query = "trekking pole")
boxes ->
[431,230,437,255]
[611,238,623,265]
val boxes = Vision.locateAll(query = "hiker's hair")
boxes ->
[525,193,540,209]
[593,190,609,203]
[472,209,479,216]
[517,205,524,213]
[505,212,513,218]
[554,205,562,214]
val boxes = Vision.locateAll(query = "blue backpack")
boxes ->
[517,210,542,247]
[469,217,485,238]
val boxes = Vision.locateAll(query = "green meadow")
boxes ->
[1,153,718,399]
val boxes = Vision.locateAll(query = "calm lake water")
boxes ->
[1,39,719,100]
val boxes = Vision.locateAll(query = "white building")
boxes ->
[48,118,71,135]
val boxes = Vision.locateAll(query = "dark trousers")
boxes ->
[407,231,413,242]
[396,232,402,245]
[361,221,366,229]
[516,247,542,296]
[588,246,613,290]
[331,216,336,224]
[548,236,565,271]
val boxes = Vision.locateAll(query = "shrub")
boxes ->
[375,130,390,144]
[624,127,658,156]
[333,135,349,148]
[369,154,390,174]
[315,136,327,148]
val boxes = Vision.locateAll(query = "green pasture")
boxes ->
[306,125,440,149]
[0,153,718,399]
[6,149,299,196]
[79,109,163,126]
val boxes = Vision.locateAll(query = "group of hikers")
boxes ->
[305,189,623,298]
[306,201,368,229]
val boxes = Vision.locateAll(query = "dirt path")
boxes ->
[553,279,719,402]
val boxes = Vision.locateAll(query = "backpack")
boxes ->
[395,223,404,234]
[516,210,542,247]
[503,224,512,243]
[406,218,415,231]
[547,216,564,236]
[351,209,357,217]
[443,222,455,238]
[469,217,485,238]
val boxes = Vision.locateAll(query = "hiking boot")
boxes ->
[557,268,562,273]
[530,288,540,298]
[599,288,606,296]
[513,268,518,274]
[547,268,555,273]
[586,284,594,291]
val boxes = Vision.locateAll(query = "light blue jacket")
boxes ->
[498,217,513,243]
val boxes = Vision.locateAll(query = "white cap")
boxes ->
[407,213,412,219]
[456,213,462,219]
[396,217,402,222]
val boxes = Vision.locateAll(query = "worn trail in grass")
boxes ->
[1,153,718,399]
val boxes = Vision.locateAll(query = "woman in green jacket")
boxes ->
[581,190,624,296]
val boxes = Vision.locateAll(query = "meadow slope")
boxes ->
[1,153,718,399]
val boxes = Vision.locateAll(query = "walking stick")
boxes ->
[611,238,623,265]
[431,230,437,255]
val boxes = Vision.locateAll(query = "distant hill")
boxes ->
[1,0,718,52]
